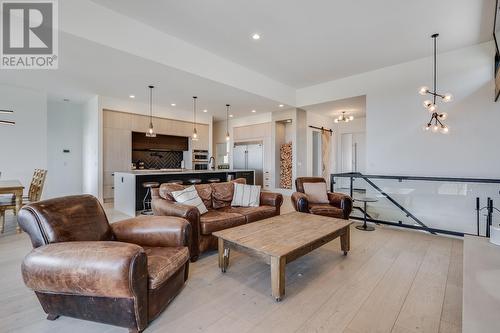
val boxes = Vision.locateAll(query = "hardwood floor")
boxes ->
[0,197,463,333]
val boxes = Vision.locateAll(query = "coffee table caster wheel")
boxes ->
[343,251,348,256]
[275,297,282,302]
[221,267,226,273]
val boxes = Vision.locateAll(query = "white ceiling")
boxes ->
[0,33,283,121]
[92,0,496,88]
[303,95,366,119]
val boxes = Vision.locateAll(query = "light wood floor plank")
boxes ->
[0,198,463,333]
[240,230,389,332]
[391,237,453,333]
[345,232,431,333]
[439,239,463,333]
[295,229,421,333]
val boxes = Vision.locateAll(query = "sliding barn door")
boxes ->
[321,131,331,183]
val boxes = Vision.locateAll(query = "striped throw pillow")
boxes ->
[231,183,261,207]
[171,185,208,214]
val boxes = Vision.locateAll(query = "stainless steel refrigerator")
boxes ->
[233,141,263,186]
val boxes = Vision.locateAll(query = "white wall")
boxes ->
[82,96,102,199]
[0,85,47,196]
[45,101,83,198]
[298,42,500,178]
[296,109,307,178]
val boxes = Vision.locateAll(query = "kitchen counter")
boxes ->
[114,169,255,216]
[117,169,254,175]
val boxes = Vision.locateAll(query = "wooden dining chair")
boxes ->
[0,169,47,233]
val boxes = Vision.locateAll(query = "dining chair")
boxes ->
[0,169,47,233]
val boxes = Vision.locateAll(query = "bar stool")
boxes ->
[141,182,159,215]
[207,178,220,183]
[167,180,184,185]
[187,179,202,185]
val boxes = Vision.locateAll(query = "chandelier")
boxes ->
[419,34,453,134]
[334,111,354,123]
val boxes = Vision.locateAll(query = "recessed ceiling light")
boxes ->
[229,114,234,118]
[251,110,256,113]
[279,104,284,108]
[171,103,176,107]
[203,109,208,113]
[252,33,261,40]
[129,95,135,99]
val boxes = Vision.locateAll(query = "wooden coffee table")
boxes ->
[213,211,352,301]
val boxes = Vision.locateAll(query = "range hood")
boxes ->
[132,132,189,151]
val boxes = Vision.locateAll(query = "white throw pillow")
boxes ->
[231,183,261,207]
[303,182,329,204]
[171,185,208,214]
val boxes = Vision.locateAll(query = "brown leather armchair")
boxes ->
[18,195,191,333]
[292,177,353,219]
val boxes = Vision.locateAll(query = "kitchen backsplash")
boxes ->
[132,151,183,169]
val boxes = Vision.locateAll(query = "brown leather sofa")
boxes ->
[152,179,283,261]
[292,177,353,219]
[18,195,191,333]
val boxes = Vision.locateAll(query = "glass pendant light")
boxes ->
[146,85,156,137]
[192,96,199,141]
[225,104,230,141]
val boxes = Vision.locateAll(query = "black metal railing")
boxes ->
[331,172,500,237]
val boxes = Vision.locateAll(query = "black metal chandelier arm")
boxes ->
[427,91,446,99]
[436,116,444,126]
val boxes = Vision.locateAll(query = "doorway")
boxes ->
[340,132,366,174]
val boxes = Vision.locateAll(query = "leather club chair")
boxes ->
[292,177,353,219]
[18,195,191,333]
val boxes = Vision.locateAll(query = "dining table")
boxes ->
[0,180,24,233]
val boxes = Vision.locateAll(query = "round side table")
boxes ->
[354,197,378,231]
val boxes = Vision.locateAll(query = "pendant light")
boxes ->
[192,96,199,141]
[334,111,354,123]
[0,109,14,125]
[146,85,156,137]
[225,104,230,141]
[419,34,453,134]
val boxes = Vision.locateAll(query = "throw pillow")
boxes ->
[231,183,261,207]
[303,182,329,204]
[171,185,208,214]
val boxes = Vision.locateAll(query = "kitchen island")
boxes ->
[114,169,255,216]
